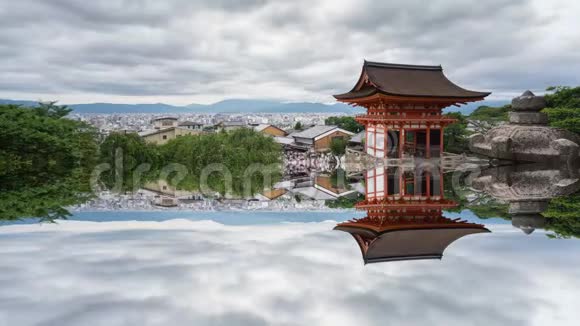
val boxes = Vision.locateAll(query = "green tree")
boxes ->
[95,129,284,196]
[99,133,159,171]
[545,86,580,108]
[294,121,303,130]
[0,103,98,187]
[443,112,470,153]
[469,105,510,122]
[325,116,364,133]
[543,86,580,134]
[0,169,94,222]
[543,194,580,239]
[330,137,348,158]
[325,193,364,209]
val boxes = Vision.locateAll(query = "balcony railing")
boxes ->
[355,114,458,124]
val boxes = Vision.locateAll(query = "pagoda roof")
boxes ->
[335,217,489,264]
[334,61,491,101]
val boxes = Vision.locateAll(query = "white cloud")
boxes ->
[0,0,578,104]
[0,219,579,325]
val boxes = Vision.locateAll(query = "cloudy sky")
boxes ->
[1,0,579,104]
[0,219,579,325]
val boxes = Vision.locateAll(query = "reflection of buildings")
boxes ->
[142,180,204,207]
[336,163,490,263]
[279,174,360,201]
[334,61,489,158]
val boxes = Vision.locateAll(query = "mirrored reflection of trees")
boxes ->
[0,169,94,222]
[543,194,580,239]
[0,103,98,222]
[95,128,284,197]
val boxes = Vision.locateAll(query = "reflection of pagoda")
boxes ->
[335,164,490,263]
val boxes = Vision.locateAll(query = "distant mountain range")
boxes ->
[0,98,508,115]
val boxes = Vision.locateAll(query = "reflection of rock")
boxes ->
[470,91,580,163]
[471,163,580,234]
[511,214,546,235]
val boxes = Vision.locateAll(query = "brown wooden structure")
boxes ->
[335,214,489,264]
[334,164,490,263]
[334,61,490,158]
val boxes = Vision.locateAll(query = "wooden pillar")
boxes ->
[439,166,444,196]
[399,166,404,196]
[365,170,369,196]
[364,126,368,153]
[385,125,389,157]
[426,172,431,197]
[426,124,431,159]
[398,125,404,158]
[373,125,377,157]
[439,126,444,157]
[385,167,388,197]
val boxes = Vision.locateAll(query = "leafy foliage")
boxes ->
[469,105,510,122]
[0,103,98,188]
[325,116,364,133]
[294,121,303,130]
[330,137,348,157]
[545,86,580,108]
[0,169,94,222]
[543,194,580,239]
[99,128,283,195]
[443,112,470,153]
[0,103,98,222]
[325,193,364,209]
[543,86,580,134]
[99,133,160,170]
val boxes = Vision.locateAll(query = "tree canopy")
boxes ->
[325,116,364,133]
[543,86,580,134]
[330,137,348,158]
[98,128,283,196]
[0,103,98,189]
[469,105,510,122]
[443,112,470,153]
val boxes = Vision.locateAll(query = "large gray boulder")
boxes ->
[470,90,580,163]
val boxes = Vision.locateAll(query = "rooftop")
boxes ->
[334,60,491,101]
[179,121,203,126]
[219,121,246,127]
[334,216,490,264]
[292,125,353,139]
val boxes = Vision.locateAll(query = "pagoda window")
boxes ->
[367,130,375,146]
[376,130,385,150]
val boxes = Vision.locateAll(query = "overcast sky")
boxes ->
[1,219,579,325]
[1,0,579,105]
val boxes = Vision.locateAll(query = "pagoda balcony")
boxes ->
[355,197,458,210]
[355,114,458,125]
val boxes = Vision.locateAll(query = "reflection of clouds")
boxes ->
[0,221,579,326]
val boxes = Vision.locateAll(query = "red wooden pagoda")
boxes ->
[334,61,490,158]
[334,164,490,264]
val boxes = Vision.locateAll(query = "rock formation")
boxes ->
[470,90,580,163]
